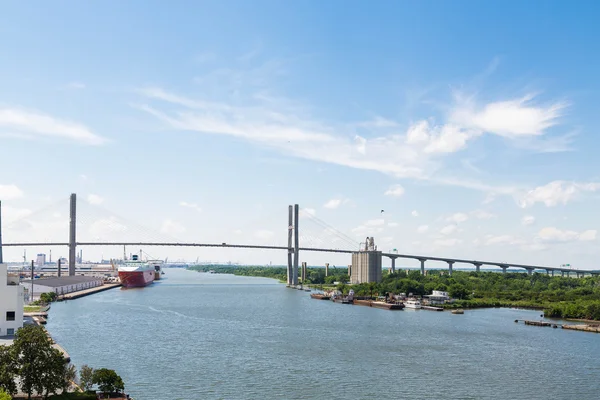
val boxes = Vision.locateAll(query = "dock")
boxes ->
[515,319,600,333]
[59,282,121,300]
[421,305,444,311]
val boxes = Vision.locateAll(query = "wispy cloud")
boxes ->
[87,194,104,205]
[451,93,566,137]
[518,180,600,208]
[384,184,405,198]
[0,184,24,200]
[0,107,105,145]
[179,201,202,213]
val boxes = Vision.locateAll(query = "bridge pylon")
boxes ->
[286,204,300,286]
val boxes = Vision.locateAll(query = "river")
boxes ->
[45,268,600,400]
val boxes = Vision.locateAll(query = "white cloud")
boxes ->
[161,219,186,235]
[323,199,343,209]
[87,194,104,205]
[365,219,385,227]
[519,180,600,208]
[446,213,469,223]
[0,184,24,200]
[434,238,462,247]
[417,225,429,233]
[405,120,477,154]
[451,93,566,137]
[254,229,274,240]
[440,225,458,235]
[384,184,405,198]
[471,210,495,220]
[179,201,202,213]
[388,222,399,227]
[537,227,596,243]
[0,107,105,145]
[354,135,367,154]
[579,230,597,241]
[411,210,419,217]
[522,215,535,226]
[485,235,525,246]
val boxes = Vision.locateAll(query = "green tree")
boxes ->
[62,364,77,394]
[0,388,12,400]
[12,325,53,399]
[92,369,124,397]
[448,283,469,300]
[39,348,67,399]
[79,365,94,392]
[0,345,17,395]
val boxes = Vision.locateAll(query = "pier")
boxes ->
[515,319,600,333]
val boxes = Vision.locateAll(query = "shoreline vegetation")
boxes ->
[188,265,600,321]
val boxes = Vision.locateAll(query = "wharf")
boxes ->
[60,282,121,300]
[421,305,444,311]
[515,319,600,333]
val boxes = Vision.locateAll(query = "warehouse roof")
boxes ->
[33,276,103,288]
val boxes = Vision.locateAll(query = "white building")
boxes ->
[24,276,103,299]
[36,253,46,267]
[0,263,24,337]
[424,290,450,305]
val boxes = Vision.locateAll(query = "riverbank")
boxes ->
[194,266,600,321]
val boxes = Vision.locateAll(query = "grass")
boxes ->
[23,305,44,313]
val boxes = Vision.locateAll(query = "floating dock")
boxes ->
[354,299,405,310]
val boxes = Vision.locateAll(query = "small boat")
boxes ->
[404,299,422,309]
[310,293,330,300]
[451,309,464,314]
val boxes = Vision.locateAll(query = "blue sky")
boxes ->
[1,1,600,269]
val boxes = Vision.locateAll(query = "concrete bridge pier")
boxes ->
[447,261,454,276]
[419,258,426,275]
[561,271,565,277]
[526,268,534,276]
[551,270,555,277]
[500,265,507,274]
[391,257,396,274]
[473,262,482,273]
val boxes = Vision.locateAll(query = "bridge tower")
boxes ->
[287,204,300,286]
[68,193,77,276]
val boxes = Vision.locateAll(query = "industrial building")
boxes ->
[0,263,24,337]
[350,237,382,284]
[25,276,103,299]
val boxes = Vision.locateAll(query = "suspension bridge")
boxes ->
[0,194,598,284]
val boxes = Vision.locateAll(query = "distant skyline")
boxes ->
[2,1,600,269]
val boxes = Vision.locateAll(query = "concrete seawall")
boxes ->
[60,283,121,300]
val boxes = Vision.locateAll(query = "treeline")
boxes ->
[188,265,349,284]
[0,325,125,399]
[190,265,600,321]
[358,270,600,321]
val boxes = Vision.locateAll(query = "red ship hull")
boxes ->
[118,270,155,288]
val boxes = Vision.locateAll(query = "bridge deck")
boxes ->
[2,241,598,275]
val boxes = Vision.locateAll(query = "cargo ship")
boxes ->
[118,255,155,288]
[148,260,164,280]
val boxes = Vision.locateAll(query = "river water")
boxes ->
[45,269,600,400]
